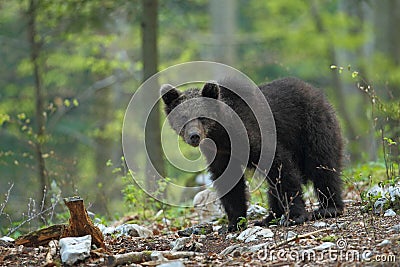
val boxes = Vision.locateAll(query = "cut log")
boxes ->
[15,224,65,246]
[61,196,106,249]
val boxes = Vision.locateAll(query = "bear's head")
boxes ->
[160,82,221,147]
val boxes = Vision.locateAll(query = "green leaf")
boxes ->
[73,99,79,107]
[0,114,10,126]
[64,99,71,107]
[17,113,26,120]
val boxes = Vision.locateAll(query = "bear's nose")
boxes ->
[189,133,200,146]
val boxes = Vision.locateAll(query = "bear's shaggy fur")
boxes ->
[161,77,343,231]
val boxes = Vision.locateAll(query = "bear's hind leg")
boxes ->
[311,169,344,219]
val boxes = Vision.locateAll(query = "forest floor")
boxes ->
[1,202,400,266]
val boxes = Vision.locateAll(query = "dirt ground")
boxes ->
[1,202,399,266]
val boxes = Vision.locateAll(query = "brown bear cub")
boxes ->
[160,77,343,231]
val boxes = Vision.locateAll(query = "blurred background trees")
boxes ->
[0,0,399,233]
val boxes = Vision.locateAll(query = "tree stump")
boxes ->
[61,196,105,249]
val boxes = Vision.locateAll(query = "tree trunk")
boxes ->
[141,0,165,192]
[210,0,237,65]
[27,0,48,206]
[310,0,359,161]
[373,0,400,96]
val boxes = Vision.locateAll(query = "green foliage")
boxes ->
[236,216,248,231]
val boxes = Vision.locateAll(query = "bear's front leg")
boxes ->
[209,156,248,232]
[216,177,247,231]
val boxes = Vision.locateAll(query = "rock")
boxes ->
[313,221,327,228]
[96,223,116,236]
[237,226,274,243]
[247,242,270,253]
[115,224,153,238]
[170,237,202,252]
[314,242,335,251]
[247,204,268,218]
[384,209,396,217]
[171,237,190,251]
[285,231,297,240]
[178,223,213,237]
[390,224,400,233]
[193,189,224,223]
[329,222,347,230]
[225,233,237,240]
[217,225,228,235]
[151,251,167,262]
[367,185,384,197]
[157,260,185,267]
[0,236,14,242]
[220,244,242,256]
[388,185,400,201]
[220,242,271,256]
[59,235,91,266]
[373,197,388,214]
[377,239,391,247]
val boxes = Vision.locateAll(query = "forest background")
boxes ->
[0,0,399,236]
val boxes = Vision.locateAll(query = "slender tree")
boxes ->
[27,0,49,206]
[142,0,165,192]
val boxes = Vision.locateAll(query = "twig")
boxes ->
[107,251,203,267]
[269,228,330,250]
[0,183,14,214]
[7,205,54,236]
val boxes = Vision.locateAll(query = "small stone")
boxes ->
[373,197,388,214]
[247,204,268,218]
[151,251,167,262]
[313,221,327,228]
[367,185,384,197]
[225,233,237,240]
[237,227,261,243]
[192,223,213,235]
[115,224,153,238]
[377,239,391,247]
[314,242,335,251]
[157,260,185,267]
[193,189,224,223]
[0,236,14,242]
[177,227,193,237]
[237,226,274,243]
[59,235,91,266]
[220,244,241,256]
[388,186,400,201]
[329,222,347,230]
[170,237,190,251]
[384,209,396,217]
[390,224,400,233]
[285,231,297,240]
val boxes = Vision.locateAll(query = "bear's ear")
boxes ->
[201,82,220,99]
[160,84,180,105]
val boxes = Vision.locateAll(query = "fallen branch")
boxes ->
[15,224,65,246]
[107,251,203,266]
[271,228,330,249]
